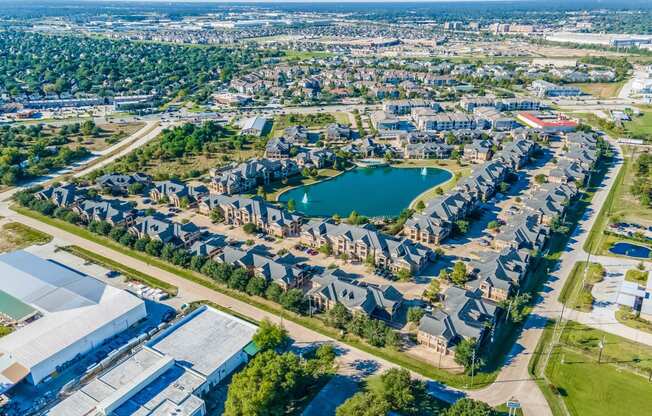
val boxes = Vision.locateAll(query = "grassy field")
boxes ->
[625,109,652,140]
[625,268,648,284]
[544,321,652,416]
[533,320,652,416]
[270,113,337,137]
[558,262,604,311]
[63,245,178,296]
[283,50,335,61]
[568,82,624,99]
[332,111,351,125]
[74,121,146,151]
[583,152,628,253]
[0,222,52,253]
[584,149,652,257]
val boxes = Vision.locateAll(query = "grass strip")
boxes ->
[12,204,496,388]
[582,155,627,253]
[63,245,178,296]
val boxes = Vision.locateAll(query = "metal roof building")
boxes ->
[0,251,146,393]
[47,305,257,416]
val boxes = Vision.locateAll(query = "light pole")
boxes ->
[598,335,605,364]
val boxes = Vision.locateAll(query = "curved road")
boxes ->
[0,119,626,415]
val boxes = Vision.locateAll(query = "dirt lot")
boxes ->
[0,221,52,253]
[66,121,146,152]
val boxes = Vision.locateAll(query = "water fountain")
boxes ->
[301,192,309,204]
[421,167,427,176]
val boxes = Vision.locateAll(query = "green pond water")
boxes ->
[278,166,452,218]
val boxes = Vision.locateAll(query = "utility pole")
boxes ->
[470,348,476,388]
[598,335,606,364]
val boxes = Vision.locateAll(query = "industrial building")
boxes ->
[47,305,258,416]
[517,112,578,133]
[0,251,146,393]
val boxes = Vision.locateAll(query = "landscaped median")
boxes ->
[10,203,498,389]
[558,261,605,312]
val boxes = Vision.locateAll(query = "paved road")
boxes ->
[0,120,168,202]
[466,141,625,415]
[1,115,632,415]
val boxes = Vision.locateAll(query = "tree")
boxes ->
[415,200,426,211]
[210,209,224,223]
[397,268,412,281]
[109,226,126,242]
[444,398,495,416]
[80,119,96,136]
[253,319,290,351]
[242,222,258,234]
[454,220,470,235]
[336,392,390,416]
[280,289,305,313]
[435,187,444,195]
[256,186,267,201]
[246,275,267,296]
[487,220,500,230]
[326,302,352,330]
[145,240,163,257]
[503,293,531,323]
[454,338,483,373]
[224,351,308,416]
[265,283,283,302]
[287,198,296,212]
[228,268,250,291]
[127,182,145,195]
[337,368,433,416]
[534,174,547,185]
[450,261,468,286]
[190,255,207,272]
[407,306,425,323]
[319,243,333,256]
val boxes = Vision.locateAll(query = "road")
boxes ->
[466,141,625,415]
[0,120,170,202]
[0,115,630,415]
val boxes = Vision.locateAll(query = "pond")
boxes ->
[609,242,652,259]
[278,166,452,218]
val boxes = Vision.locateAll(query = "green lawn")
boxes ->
[0,325,12,338]
[546,348,652,416]
[534,320,652,416]
[625,268,649,284]
[271,113,336,136]
[615,306,652,335]
[582,148,652,258]
[625,109,652,140]
[283,50,335,61]
[0,222,52,253]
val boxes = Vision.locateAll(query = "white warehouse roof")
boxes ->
[0,251,146,392]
